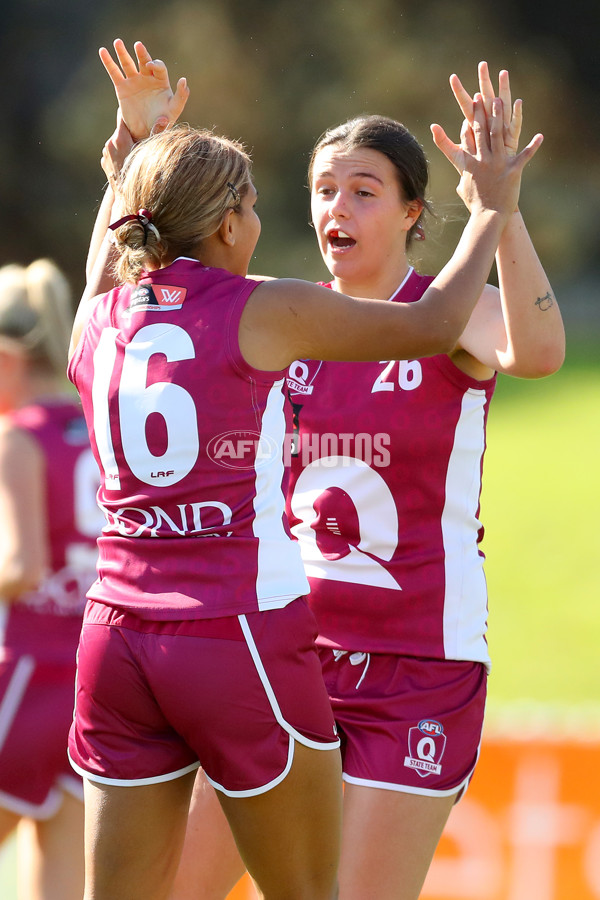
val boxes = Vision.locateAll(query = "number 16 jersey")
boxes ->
[68,258,308,620]
[286,269,496,667]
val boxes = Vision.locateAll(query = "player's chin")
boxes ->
[325,251,361,280]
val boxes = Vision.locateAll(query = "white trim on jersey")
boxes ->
[441,388,490,667]
[0,602,8,650]
[252,379,309,608]
[387,266,414,301]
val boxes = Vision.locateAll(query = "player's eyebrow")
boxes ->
[315,169,385,186]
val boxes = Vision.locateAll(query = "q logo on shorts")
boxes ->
[404,719,447,778]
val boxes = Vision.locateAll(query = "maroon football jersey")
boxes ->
[2,399,101,663]
[68,258,308,619]
[286,269,496,665]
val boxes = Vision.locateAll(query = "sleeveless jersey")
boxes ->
[285,268,496,666]
[1,399,101,664]
[68,258,308,619]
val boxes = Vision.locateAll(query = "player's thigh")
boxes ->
[218,741,343,900]
[170,769,246,900]
[339,783,455,900]
[83,771,196,900]
[17,793,84,900]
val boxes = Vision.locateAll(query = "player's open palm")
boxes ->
[430,93,543,220]
[99,38,189,142]
[451,61,523,156]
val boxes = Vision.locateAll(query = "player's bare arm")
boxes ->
[447,64,564,378]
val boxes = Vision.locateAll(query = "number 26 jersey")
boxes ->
[286,268,496,667]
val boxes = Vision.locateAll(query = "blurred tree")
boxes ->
[0,0,598,319]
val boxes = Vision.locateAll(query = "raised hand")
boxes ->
[450,61,523,156]
[99,38,189,142]
[430,94,543,219]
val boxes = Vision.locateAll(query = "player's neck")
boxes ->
[332,263,412,301]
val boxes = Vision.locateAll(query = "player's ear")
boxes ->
[402,199,424,232]
[217,209,236,247]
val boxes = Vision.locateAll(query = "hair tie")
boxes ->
[137,209,153,225]
[109,208,153,231]
[109,209,159,245]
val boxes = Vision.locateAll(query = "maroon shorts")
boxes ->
[69,598,339,796]
[320,649,487,798]
[0,653,82,818]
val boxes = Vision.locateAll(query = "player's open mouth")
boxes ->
[327,229,356,250]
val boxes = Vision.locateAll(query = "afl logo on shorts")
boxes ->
[404,719,447,778]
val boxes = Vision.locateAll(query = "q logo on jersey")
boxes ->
[286,359,323,398]
[404,719,447,778]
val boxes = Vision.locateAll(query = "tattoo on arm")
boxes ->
[535,292,554,311]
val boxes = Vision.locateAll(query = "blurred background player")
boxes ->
[0,259,103,900]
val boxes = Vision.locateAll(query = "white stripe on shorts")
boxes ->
[0,784,64,820]
[204,729,295,798]
[237,613,340,753]
[342,771,470,798]
[342,741,482,800]
[67,755,200,788]
[204,613,339,798]
[0,654,35,752]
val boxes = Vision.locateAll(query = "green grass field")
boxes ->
[1,347,598,897]
[481,347,600,714]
